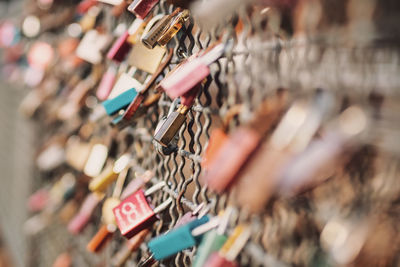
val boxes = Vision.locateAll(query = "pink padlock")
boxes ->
[106,31,132,62]
[68,193,102,234]
[96,65,117,101]
[127,0,160,19]
[205,253,238,267]
[160,43,225,100]
[120,170,154,200]
[162,59,209,100]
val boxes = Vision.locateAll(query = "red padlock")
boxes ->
[113,182,172,238]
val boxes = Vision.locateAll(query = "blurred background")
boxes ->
[0,1,35,266]
[0,0,399,267]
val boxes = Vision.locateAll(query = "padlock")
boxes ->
[107,19,142,60]
[153,85,200,147]
[108,66,143,99]
[157,9,190,46]
[102,88,138,115]
[106,31,132,62]
[128,41,166,74]
[91,168,154,255]
[160,43,226,99]
[234,93,335,213]
[68,192,104,234]
[120,170,154,200]
[204,224,251,267]
[89,154,131,193]
[147,215,210,260]
[201,104,242,170]
[141,9,180,49]
[153,104,189,147]
[96,64,117,101]
[87,224,117,252]
[83,143,108,177]
[201,92,287,193]
[88,169,155,253]
[76,29,112,64]
[87,166,129,253]
[127,0,160,20]
[121,49,173,122]
[193,208,233,267]
[113,182,172,238]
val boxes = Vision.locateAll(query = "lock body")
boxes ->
[148,216,209,260]
[102,88,138,116]
[113,189,157,238]
[141,15,172,49]
[157,10,189,46]
[96,65,117,100]
[202,128,261,193]
[87,224,116,253]
[157,22,182,46]
[153,108,187,147]
[89,165,119,193]
[107,31,132,62]
[161,59,209,99]
[128,42,166,74]
[128,0,159,19]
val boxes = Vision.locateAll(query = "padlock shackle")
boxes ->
[191,216,220,237]
[153,197,173,214]
[144,181,166,196]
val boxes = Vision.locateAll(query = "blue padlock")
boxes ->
[102,88,138,116]
[148,216,209,260]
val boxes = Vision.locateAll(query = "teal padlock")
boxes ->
[148,216,210,260]
[102,88,137,116]
[192,229,228,267]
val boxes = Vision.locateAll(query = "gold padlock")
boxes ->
[157,10,190,46]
